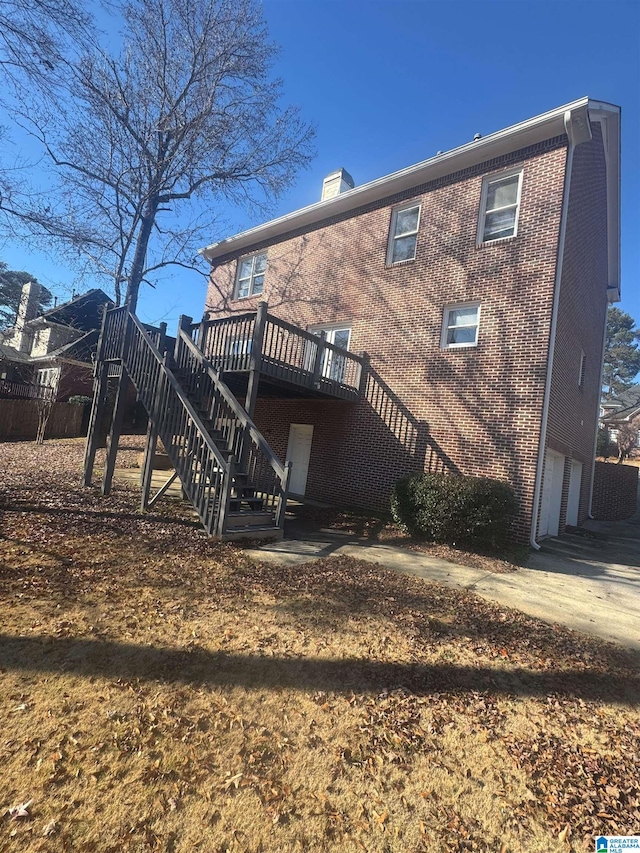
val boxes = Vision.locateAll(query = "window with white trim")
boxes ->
[387,203,421,264]
[478,171,522,244]
[234,252,266,299]
[441,303,480,348]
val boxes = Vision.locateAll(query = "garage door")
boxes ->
[539,449,565,538]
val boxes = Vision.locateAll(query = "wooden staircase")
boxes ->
[83,306,291,540]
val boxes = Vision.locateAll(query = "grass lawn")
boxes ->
[0,438,638,852]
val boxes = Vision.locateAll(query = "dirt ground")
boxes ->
[0,438,638,853]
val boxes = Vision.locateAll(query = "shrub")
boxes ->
[68,395,92,406]
[391,472,517,548]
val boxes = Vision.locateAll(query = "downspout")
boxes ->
[529,110,585,549]
[588,301,609,518]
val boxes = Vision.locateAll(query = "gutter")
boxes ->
[201,97,593,262]
[588,304,611,518]
[529,108,591,550]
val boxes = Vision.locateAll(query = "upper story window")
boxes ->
[441,303,480,348]
[235,252,266,299]
[478,170,522,244]
[387,202,421,265]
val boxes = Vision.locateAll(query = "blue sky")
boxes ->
[1,0,638,330]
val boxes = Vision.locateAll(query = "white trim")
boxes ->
[588,301,610,518]
[200,98,615,264]
[476,168,523,246]
[234,251,267,299]
[386,201,421,265]
[441,302,481,349]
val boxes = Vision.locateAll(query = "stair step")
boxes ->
[229,497,264,512]
[222,526,282,542]
[225,511,275,529]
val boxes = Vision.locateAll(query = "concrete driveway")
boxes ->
[247,508,640,655]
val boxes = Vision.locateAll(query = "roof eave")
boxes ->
[200,97,593,262]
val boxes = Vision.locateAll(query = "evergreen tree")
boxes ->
[602,307,640,398]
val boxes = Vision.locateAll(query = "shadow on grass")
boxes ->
[0,634,638,703]
[1,502,201,530]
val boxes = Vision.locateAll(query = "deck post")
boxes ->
[83,362,108,486]
[358,351,370,396]
[140,353,168,509]
[216,455,236,537]
[83,303,110,486]
[312,330,327,388]
[173,315,193,365]
[275,461,293,530]
[157,321,167,354]
[197,312,209,352]
[244,301,267,419]
[102,315,132,496]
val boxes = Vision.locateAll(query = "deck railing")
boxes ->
[197,307,367,400]
[0,379,56,400]
[174,326,290,522]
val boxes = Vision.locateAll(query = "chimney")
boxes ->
[321,168,355,201]
[8,281,41,353]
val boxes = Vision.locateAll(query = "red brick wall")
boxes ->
[592,462,638,521]
[546,123,609,532]
[206,140,572,541]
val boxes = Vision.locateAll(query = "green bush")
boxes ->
[68,395,92,406]
[391,472,517,548]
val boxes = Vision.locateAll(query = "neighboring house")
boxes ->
[0,284,112,401]
[198,97,620,544]
[601,400,640,457]
[600,384,640,422]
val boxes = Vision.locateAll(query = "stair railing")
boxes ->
[114,309,233,536]
[174,325,291,525]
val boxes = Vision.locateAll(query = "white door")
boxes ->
[566,459,583,527]
[539,449,565,537]
[286,424,314,496]
[323,327,351,382]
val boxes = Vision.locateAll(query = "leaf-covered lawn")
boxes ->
[0,438,638,852]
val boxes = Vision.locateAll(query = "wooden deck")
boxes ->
[188,304,367,402]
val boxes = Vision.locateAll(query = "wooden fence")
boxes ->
[0,399,86,440]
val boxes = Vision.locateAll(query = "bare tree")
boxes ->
[3,0,314,309]
[0,0,93,88]
[615,421,639,464]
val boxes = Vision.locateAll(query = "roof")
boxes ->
[603,399,640,423]
[31,288,112,332]
[29,328,100,364]
[200,98,621,300]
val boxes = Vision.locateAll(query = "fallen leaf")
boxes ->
[9,800,32,820]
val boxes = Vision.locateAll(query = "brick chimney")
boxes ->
[321,168,355,201]
[8,281,41,352]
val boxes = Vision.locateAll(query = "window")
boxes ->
[235,252,266,299]
[441,303,480,348]
[387,203,421,264]
[36,367,59,390]
[478,171,522,244]
[578,350,586,387]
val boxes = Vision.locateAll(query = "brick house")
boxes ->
[195,98,620,545]
[0,284,112,401]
